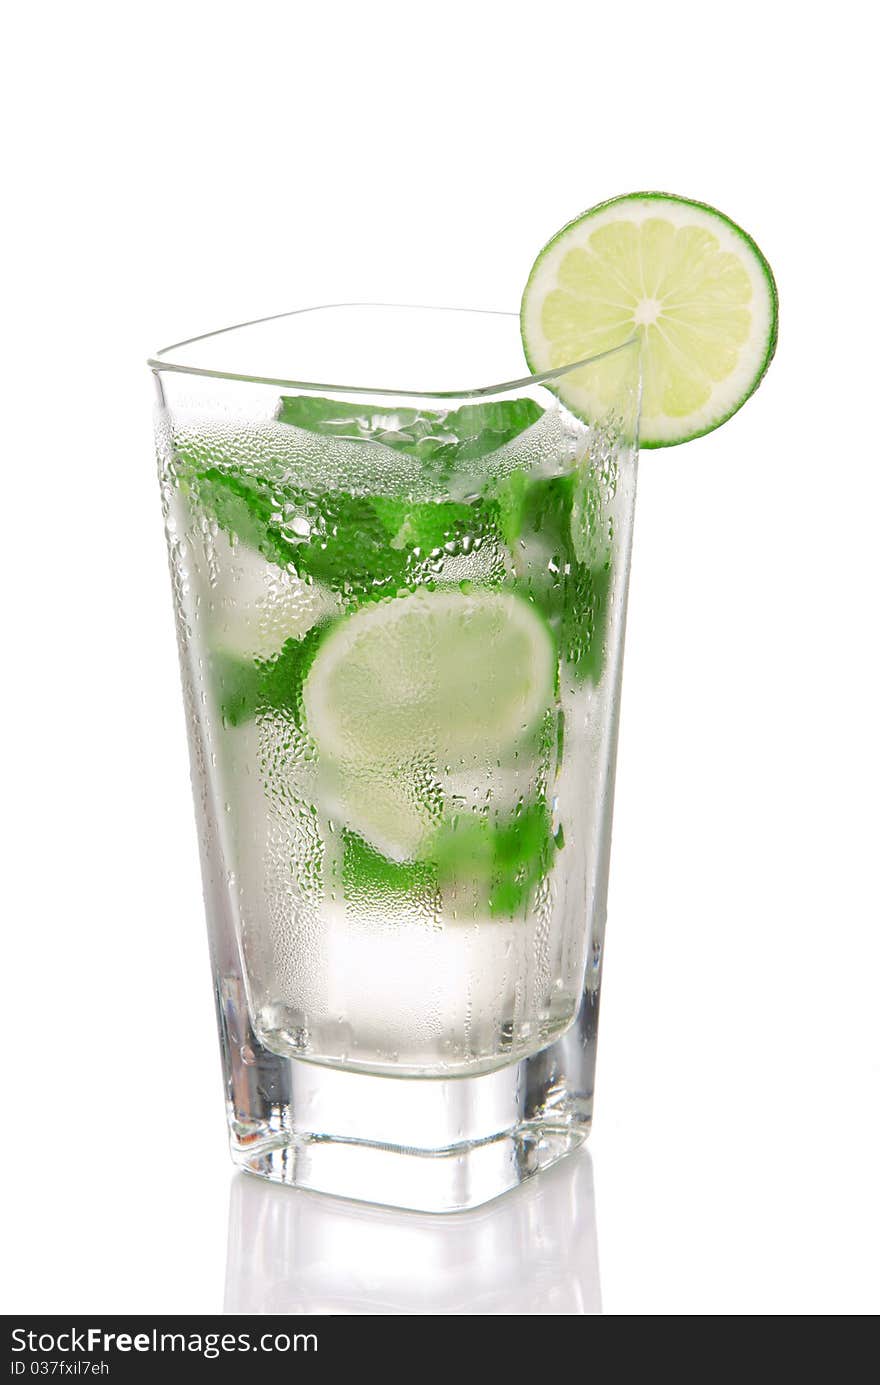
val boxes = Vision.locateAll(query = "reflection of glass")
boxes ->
[152,306,639,1210]
[224,1148,601,1315]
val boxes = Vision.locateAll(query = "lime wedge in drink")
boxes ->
[521,192,777,446]
[302,587,555,767]
[318,761,437,864]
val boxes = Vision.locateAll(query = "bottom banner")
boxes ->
[7,1320,326,1376]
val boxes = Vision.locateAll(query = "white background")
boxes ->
[3,0,878,1316]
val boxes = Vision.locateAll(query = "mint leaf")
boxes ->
[494,468,530,547]
[192,466,293,568]
[209,650,264,728]
[276,395,544,466]
[514,473,613,685]
[184,452,506,602]
[342,830,437,905]
[432,799,557,919]
[210,623,330,728]
[562,561,612,684]
[339,798,558,920]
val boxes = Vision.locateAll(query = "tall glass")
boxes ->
[151,306,639,1211]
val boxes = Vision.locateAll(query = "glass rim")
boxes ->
[147,301,638,400]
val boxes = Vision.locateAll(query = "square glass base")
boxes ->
[223,985,599,1213]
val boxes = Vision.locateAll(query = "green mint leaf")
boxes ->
[342,830,437,904]
[209,650,264,728]
[494,468,530,547]
[185,449,507,602]
[191,466,294,568]
[432,798,558,919]
[210,623,331,729]
[276,395,544,466]
[339,799,558,920]
[561,561,612,684]
[514,472,613,685]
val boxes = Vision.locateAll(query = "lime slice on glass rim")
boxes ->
[303,587,555,767]
[521,192,778,446]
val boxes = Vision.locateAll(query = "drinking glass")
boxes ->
[151,305,639,1211]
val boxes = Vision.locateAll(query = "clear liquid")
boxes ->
[163,399,630,1076]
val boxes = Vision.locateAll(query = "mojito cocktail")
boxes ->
[153,188,777,1209]
[154,304,640,1208]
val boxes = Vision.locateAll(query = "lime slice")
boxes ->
[521,192,777,447]
[302,588,555,766]
[317,761,436,863]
